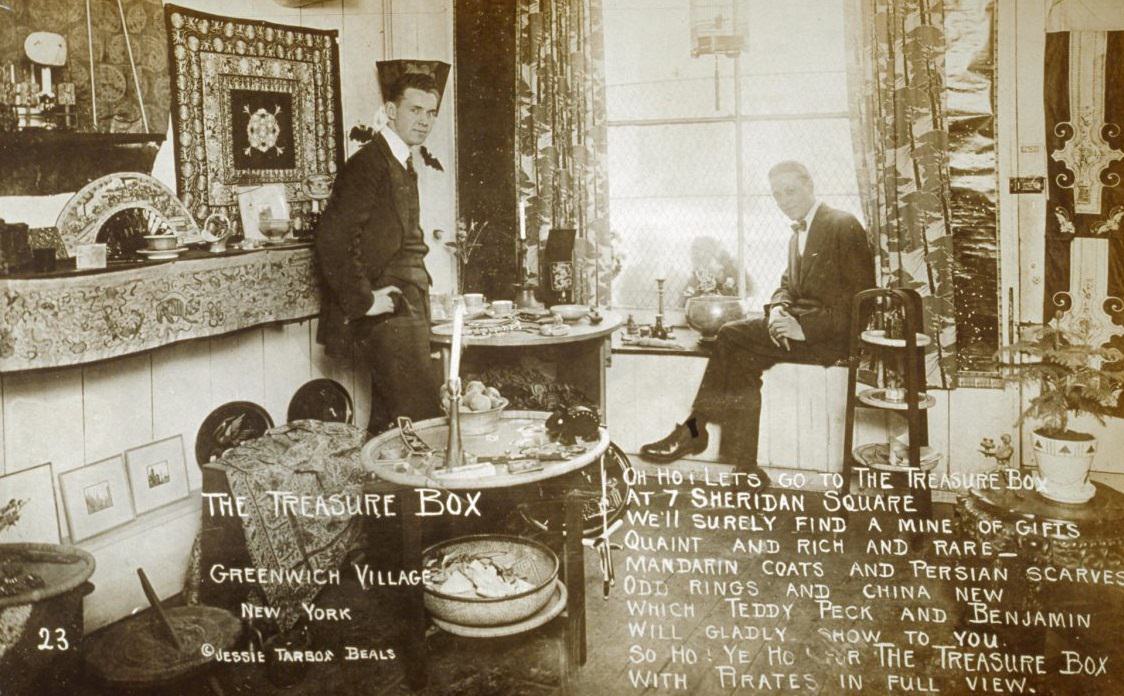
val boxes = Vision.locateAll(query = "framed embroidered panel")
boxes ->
[164,5,343,229]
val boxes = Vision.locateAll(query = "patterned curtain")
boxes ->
[844,0,958,388]
[515,0,612,304]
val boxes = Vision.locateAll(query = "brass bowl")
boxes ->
[423,535,559,626]
[685,294,746,338]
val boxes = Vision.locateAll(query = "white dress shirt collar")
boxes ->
[796,200,822,255]
[380,128,412,169]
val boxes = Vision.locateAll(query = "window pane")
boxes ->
[740,73,848,116]
[744,0,848,75]
[741,118,859,197]
[611,196,739,309]
[605,0,736,121]
[609,123,737,199]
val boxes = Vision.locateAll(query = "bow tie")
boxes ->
[791,219,807,234]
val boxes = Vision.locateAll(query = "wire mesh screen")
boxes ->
[605,0,860,312]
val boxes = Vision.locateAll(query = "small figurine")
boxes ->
[979,434,1015,469]
[626,314,638,335]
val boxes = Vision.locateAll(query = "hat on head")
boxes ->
[376,60,451,109]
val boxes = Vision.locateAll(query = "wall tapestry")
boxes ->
[515,0,612,304]
[0,247,319,372]
[1044,29,1124,410]
[163,5,343,229]
[845,0,959,388]
[0,0,170,133]
[946,0,1000,385]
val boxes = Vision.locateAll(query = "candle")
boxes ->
[41,67,52,96]
[448,300,465,382]
[518,199,526,241]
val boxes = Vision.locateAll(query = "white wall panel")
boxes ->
[83,354,154,464]
[152,339,214,487]
[263,322,314,425]
[2,368,85,476]
[210,329,266,408]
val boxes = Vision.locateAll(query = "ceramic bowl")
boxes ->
[443,397,508,436]
[144,235,178,251]
[550,304,590,322]
[423,535,559,626]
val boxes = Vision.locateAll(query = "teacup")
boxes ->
[145,234,177,251]
[490,300,514,317]
[463,293,485,313]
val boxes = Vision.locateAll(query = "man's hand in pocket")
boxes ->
[366,286,402,317]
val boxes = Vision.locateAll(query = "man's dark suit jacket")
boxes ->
[767,203,875,349]
[315,133,421,358]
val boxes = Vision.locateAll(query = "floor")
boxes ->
[53,479,1124,696]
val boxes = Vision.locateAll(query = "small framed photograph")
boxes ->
[59,456,135,542]
[124,436,190,515]
[0,462,61,544]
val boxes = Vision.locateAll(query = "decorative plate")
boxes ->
[286,379,354,425]
[136,246,189,260]
[194,401,274,467]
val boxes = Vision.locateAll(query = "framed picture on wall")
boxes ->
[0,462,61,544]
[124,436,190,514]
[59,456,135,542]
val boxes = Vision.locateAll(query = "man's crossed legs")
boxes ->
[640,317,843,489]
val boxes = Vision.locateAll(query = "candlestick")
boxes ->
[518,199,526,241]
[448,299,465,381]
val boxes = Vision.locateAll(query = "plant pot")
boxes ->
[1031,429,1097,503]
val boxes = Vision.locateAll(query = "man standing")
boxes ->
[315,69,445,434]
[640,161,875,486]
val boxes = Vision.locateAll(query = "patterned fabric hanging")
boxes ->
[1043,29,1124,375]
[514,0,612,304]
[844,0,960,388]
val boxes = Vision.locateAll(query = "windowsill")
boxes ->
[612,325,712,357]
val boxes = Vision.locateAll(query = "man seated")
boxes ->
[640,161,875,487]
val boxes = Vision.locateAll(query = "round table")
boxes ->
[360,412,610,689]
[957,478,1124,570]
[954,476,1124,676]
[361,410,610,489]
[430,312,623,419]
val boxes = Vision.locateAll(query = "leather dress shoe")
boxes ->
[640,418,708,463]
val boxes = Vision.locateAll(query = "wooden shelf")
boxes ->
[0,131,165,149]
[861,329,931,348]
[853,443,941,473]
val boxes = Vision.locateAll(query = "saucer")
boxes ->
[137,246,188,260]
[1038,480,1095,505]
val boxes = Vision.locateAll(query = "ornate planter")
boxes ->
[1031,430,1097,504]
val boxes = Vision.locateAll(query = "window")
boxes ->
[605,0,862,312]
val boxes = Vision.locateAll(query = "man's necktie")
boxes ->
[406,155,417,180]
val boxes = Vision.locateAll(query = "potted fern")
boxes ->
[998,323,1124,503]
